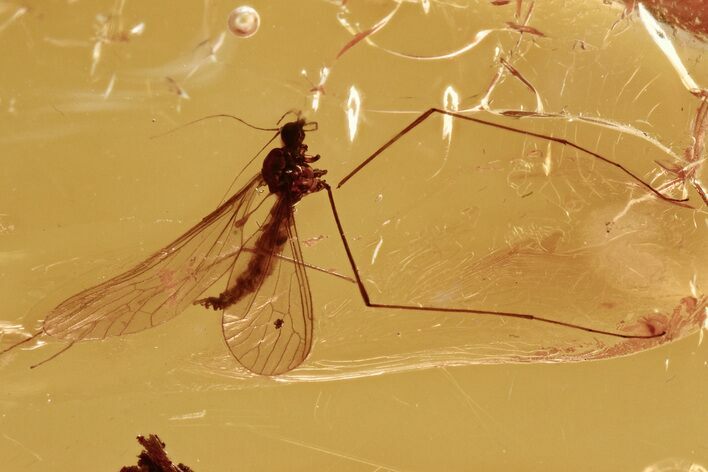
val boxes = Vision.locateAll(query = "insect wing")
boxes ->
[43,175,267,341]
[221,199,313,375]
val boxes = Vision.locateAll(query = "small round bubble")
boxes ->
[228,6,260,38]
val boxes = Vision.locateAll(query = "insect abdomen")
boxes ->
[213,199,291,309]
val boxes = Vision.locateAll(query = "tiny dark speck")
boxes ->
[274,319,284,329]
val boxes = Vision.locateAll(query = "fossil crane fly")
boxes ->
[1,109,673,376]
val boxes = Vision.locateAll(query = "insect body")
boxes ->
[261,119,327,199]
[2,109,672,376]
[195,119,327,312]
[11,118,328,376]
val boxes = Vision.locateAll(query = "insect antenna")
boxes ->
[149,112,287,205]
[149,113,280,140]
[275,109,303,126]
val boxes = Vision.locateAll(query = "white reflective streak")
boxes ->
[429,86,459,179]
[310,67,330,112]
[208,32,225,62]
[372,29,493,61]
[91,41,102,77]
[102,74,116,99]
[638,4,701,94]
[0,6,28,34]
[542,141,552,176]
[130,22,146,36]
[442,85,459,142]
[169,410,206,421]
[371,236,383,265]
[346,85,361,142]
[421,0,430,15]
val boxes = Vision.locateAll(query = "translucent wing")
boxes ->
[221,197,313,375]
[43,175,268,341]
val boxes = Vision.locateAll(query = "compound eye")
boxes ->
[280,122,301,147]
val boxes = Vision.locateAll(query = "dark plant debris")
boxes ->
[119,434,194,472]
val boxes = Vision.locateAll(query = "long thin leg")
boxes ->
[324,185,665,340]
[337,108,436,188]
[30,342,75,369]
[337,108,690,206]
[0,331,42,356]
[0,331,77,369]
